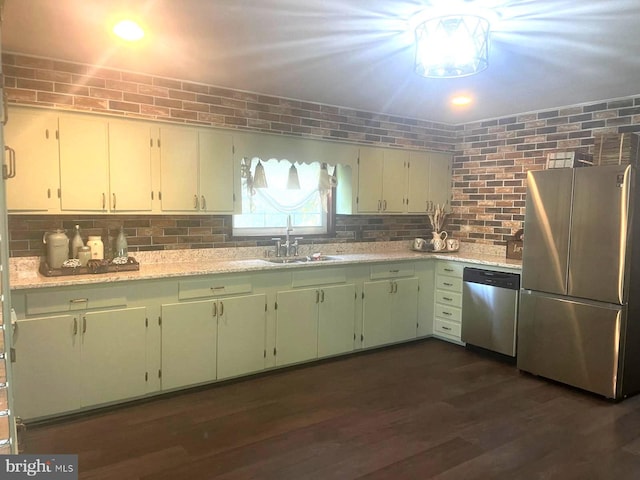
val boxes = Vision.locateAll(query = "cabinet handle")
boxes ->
[389,282,394,294]
[320,290,325,302]
[389,269,399,273]
[201,195,206,210]
[82,316,87,334]
[194,195,199,210]
[3,146,16,179]
[73,318,78,335]
[219,301,224,316]
[442,311,452,316]
[378,200,381,211]
[444,268,454,272]
[394,281,398,293]
[102,193,106,210]
[47,188,51,199]
[443,282,453,287]
[383,199,387,211]
[212,302,217,317]
[112,193,117,210]
[442,325,452,331]
[69,298,88,304]
[316,290,320,303]
[442,297,453,301]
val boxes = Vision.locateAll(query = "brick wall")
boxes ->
[449,98,640,243]
[5,53,640,255]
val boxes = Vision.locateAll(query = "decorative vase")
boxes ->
[432,231,448,251]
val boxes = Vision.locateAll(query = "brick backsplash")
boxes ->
[450,97,640,244]
[4,53,640,254]
[9,214,434,257]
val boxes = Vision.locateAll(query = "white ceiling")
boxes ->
[3,0,640,124]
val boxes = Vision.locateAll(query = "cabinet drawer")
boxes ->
[435,290,462,308]
[434,304,461,323]
[434,318,461,338]
[179,276,252,300]
[435,276,462,292]
[292,267,346,287]
[370,263,415,279]
[26,286,127,316]
[436,261,464,278]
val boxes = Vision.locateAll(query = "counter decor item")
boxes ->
[411,237,435,252]
[39,256,139,277]
[42,229,69,269]
[86,235,104,260]
[446,238,460,252]
[432,231,448,251]
[70,224,84,258]
[115,227,128,258]
[506,229,523,260]
[77,246,92,266]
[427,203,448,251]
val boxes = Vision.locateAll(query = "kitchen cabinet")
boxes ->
[79,307,148,406]
[362,263,418,347]
[160,300,218,390]
[58,113,110,211]
[4,107,60,212]
[216,293,267,379]
[12,305,148,420]
[274,274,356,366]
[357,147,407,213]
[433,261,464,343]
[198,130,235,213]
[108,119,153,212]
[12,314,80,420]
[158,126,235,213]
[406,152,452,213]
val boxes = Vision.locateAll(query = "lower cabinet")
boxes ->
[362,277,418,348]
[161,293,267,390]
[275,284,356,366]
[160,300,218,391]
[12,307,147,420]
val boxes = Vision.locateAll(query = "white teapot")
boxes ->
[432,231,447,251]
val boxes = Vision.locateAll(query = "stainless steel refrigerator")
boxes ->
[518,164,640,399]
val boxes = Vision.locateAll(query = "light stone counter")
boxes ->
[8,241,521,290]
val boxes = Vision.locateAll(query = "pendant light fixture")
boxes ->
[286,162,300,190]
[415,14,490,78]
[253,160,268,189]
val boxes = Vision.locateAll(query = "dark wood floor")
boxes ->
[23,339,640,479]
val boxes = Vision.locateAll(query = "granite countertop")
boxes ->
[9,242,522,290]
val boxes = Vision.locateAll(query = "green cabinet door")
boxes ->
[318,284,356,358]
[12,314,81,420]
[161,300,217,390]
[390,278,419,342]
[80,307,148,406]
[217,294,267,379]
[362,280,393,348]
[275,288,319,366]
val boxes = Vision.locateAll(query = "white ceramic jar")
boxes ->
[86,235,104,260]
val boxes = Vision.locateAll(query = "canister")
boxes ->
[86,235,104,260]
[77,246,92,266]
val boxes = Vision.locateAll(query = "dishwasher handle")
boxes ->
[463,267,520,290]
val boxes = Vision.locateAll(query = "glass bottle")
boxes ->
[115,227,128,258]
[71,224,84,259]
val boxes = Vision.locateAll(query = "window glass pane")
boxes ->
[233,159,329,236]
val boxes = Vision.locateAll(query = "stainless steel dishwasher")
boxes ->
[461,267,520,357]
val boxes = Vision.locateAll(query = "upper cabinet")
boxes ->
[356,147,408,214]
[4,108,60,212]
[157,126,235,214]
[339,146,452,215]
[108,120,153,212]
[406,151,452,213]
[58,114,110,211]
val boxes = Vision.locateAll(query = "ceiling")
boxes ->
[3,0,640,124]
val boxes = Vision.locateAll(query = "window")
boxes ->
[233,158,335,236]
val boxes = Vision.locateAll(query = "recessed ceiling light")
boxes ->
[451,95,473,106]
[113,19,144,42]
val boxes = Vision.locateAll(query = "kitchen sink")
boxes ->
[260,255,341,264]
